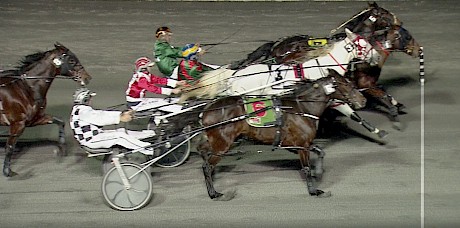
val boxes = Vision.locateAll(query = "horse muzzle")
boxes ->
[404,37,422,58]
[74,69,92,86]
[351,96,367,110]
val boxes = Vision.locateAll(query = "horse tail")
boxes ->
[179,68,235,102]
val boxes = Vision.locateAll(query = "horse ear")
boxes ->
[368,2,378,8]
[54,42,69,52]
[344,28,356,40]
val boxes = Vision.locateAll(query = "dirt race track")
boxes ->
[1,0,459,227]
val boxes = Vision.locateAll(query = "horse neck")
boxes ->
[374,49,389,68]
[289,83,330,117]
[23,55,58,96]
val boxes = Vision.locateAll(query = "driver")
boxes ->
[125,57,186,124]
[177,43,213,86]
[154,26,185,78]
[70,88,155,155]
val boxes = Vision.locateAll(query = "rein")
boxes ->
[185,60,365,94]
[0,74,78,87]
[330,8,371,35]
[204,26,245,52]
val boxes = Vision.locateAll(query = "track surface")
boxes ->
[1,1,459,227]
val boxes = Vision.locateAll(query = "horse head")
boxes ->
[53,42,92,85]
[326,69,366,110]
[379,26,421,58]
[291,70,366,112]
[351,2,421,58]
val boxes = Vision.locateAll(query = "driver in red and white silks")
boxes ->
[125,57,186,118]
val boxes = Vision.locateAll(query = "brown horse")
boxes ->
[196,70,366,199]
[1,42,92,177]
[230,2,421,130]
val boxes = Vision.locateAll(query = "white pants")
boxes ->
[82,128,156,155]
[131,97,183,113]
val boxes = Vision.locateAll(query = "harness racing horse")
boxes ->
[181,29,389,138]
[231,2,421,130]
[0,42,92,177]
[197,72,365,199]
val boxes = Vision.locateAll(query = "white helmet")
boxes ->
[73,88,96,104]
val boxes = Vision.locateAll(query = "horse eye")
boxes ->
[68,58,76,64]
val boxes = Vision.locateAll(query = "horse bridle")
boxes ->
[52,52,85,83]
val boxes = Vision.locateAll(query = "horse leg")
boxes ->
[3,122,25,177]
[364,88,402,130]
[349,112,388,138]
[31,115,67,156]
[298,149,330,197]
[332,103,388,138]
[199,129,237,200]
[52,117,66,156]
[388,95,407,114]
[202,155,223,199]
[310,145,325,180]
[3,143,17,177]
[197,137,224,199]
[316,109,338,138]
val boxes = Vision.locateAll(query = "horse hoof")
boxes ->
[310,189,331,197]
[3,169,17,178]
[317,190,332,198]
[396,103,407,114]
[392,121,403,131]
[210,192,224,199]
[377,130,389,138]
[212,189,237,201]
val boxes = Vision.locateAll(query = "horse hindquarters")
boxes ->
[199,124,238,199]
[199,132,234,199]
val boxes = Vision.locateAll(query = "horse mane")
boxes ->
[286,40,337,64]
[179,68,235,102]
[0,51,48,77]
[342,4,394,35]
[16,51,49,73]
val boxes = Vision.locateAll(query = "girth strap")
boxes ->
[293,64,305,79]
[272,97,284,149]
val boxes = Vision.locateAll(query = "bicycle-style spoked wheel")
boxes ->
[155,139,191,168]
[101,162,153,211]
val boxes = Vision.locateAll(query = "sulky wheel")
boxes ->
[102,148,151,175]
[101,162,153,211]
[155,139,191,168]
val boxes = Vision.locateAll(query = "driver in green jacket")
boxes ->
[154,26,185,78]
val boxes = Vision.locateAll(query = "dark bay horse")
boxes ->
[0,42,92,177]
[230,2,421,130]
[197,70,366,199]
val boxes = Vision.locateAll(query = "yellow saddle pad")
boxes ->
[308,38,328,47]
